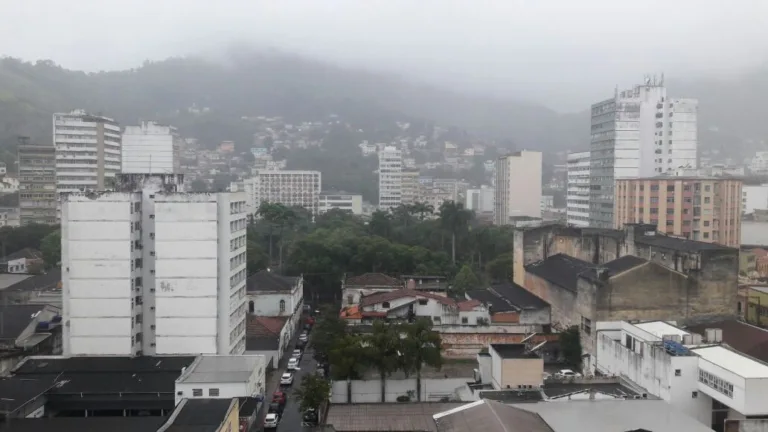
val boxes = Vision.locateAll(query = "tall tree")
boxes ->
[368,210,393,239]
[40,230,61,268]
[453,264,480,296]
[328,334,367,403]
[257,202,296,271]
[400,319,443,401]
[293,374,331,413]
[438,201,472,265]
[363,320,402,402]
[411,202,434,221]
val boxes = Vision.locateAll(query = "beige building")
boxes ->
[614,176,742,247]
[401,168,420,206]
[487,343,543,389]
[495,151,542,225]
[18,145,57,225]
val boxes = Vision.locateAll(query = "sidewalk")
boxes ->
[253,320,303,430]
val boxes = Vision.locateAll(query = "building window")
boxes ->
[192,389,203,397]
[382,302,390,309]
[249,301,254,313]
[279,299,286,313]
[704,233,710,239]
[581,316,592,335]
[433,316,441,323]
[704,197,711,204]
[461,317,468,324]
[704,221,710,227]
[347,295,354,305]
[418,299,428,305]
[692,391,698,398]
[698,369,733,398]
[705,185,711,192]
[675,369,681,376]
[667,185,675,192]
[209,388,220,397]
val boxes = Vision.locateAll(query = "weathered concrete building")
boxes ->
[515,223,739,366]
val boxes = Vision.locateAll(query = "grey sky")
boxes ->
[2,0,768,111]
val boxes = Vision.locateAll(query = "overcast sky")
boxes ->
[2,0,768,111]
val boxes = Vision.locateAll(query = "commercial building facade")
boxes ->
[242,170,321,216]
[494,151,542,225]
[378,146,402,209]
[122,121,182,174]
[614,176,742,247]
[400,168,421,206]
[589,80,698,228]
[18,145,57,225]
[566,151,590,227]
[319,191,363,215]
[61,174,248,356]
[54,110,122,194]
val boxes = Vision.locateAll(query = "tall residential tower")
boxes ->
[378,146,402,209]
[61,174,248,356]
[54,110,122,194]
[494,151,542,225]
[589,78,698,228]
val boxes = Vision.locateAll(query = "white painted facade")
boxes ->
[319,192,363,215]
[595,320,768,430]
[465,186,494,213]
[742,184,768,215]
[494,151,542,225]
[589,82,698,228]
[248,279,304,317]
[54,110,122,194]
[749,152,768,175]
[122,121,182,174]
[361,294,489,326]
[566,151,591,227]
[242,170,321,216]
[61,174,247,356]
[378,146,402,210]
[174,355,267,405]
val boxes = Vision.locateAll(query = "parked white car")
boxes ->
[292,349,302,360]
[298,332,309,342]
[287,357,300,370]
[264,413,279,429]
[555,369,582,379]
[280,372,294,386]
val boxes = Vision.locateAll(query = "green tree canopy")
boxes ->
[452,264,480,296]
[40,229,61,268]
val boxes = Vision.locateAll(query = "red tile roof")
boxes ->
[457,299,482,311]
[247,316,289,337]
[360,289,455,307]
[344,273,402,288]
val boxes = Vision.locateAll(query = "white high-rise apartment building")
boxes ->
[589,79,698,228]
[465,186,495,213]
[566,151,591,227]
[742,184,768,215]
[122,121,182,174]
[378,146,402,209]
[494,151,542,225]
[242,170,321,216]
[61,174,248,356]
[54,110,122,194]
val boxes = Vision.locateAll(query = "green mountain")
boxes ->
[1,49,766,163]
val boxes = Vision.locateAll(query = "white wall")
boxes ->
[697,357,748,415]
[743,185,768,215]
[495,151,542,224]
[330,378,470,403]
[490,348,502,389]
[122,122,180,174]
[62,194,135,356]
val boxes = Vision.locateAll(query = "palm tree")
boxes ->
[438,201,472,265]
[411,202,434,221]
[400,319,443,401]
[363,321,402,402]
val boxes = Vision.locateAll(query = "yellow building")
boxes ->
[745,286,768,327]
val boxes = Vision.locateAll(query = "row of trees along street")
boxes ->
[308,307,443,404]
[248,201,516,302]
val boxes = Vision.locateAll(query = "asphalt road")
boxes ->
[277,346,317,431]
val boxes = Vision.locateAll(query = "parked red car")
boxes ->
[272,391,287,406]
